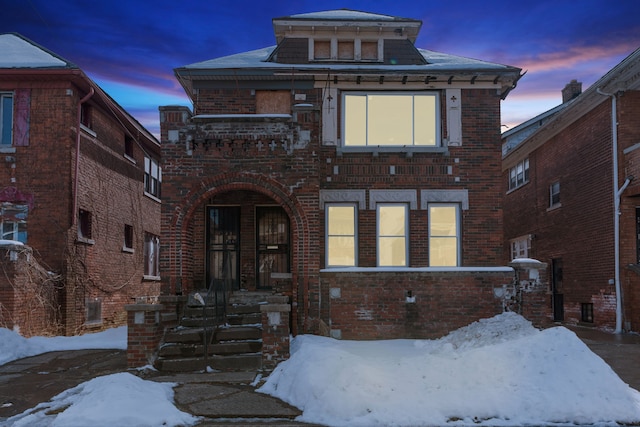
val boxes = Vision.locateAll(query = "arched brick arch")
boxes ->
[166,171,311,333]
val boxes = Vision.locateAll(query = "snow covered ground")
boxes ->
[2,313,640,426]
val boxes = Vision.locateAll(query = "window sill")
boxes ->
[143,275,161,281]
[124,154,136,164]
[84,321,102,328]
[144,192,161,203]
[122,247,134,254]
[547,203,562,212]
[76,237,95,245]
[0,146,16,154]
[506,180,530,195]
[336,146,448,155]
[80,124,97,138]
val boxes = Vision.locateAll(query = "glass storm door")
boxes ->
[206,207,240,291]
[256,207,290,289]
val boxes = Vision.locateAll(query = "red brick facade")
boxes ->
[160,11,525,339]
[0,34,161,336]
[503,54,640,332]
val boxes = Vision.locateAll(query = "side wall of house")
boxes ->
[504,100,616,329]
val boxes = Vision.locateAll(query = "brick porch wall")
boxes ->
[320,268,516,340]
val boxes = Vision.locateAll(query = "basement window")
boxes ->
[85,298,102,325]
[581,303,594,323]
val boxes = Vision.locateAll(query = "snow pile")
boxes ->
[0,326,126,366]
[259,313,640,426]
[7,372,199,427]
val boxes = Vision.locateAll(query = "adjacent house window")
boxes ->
[549,181,560,207]
[144,156,161,198]
[144,232,160,277]
[428,204,460,267]
[343,92,439,148]
[508,158,529,191]
[78,209,93,240]
[510,235,531,260]
[124,135,134,159]
[326,204,357,267]
[1,92,12,145]
[0,203,27,243]
[123,224,133,251]
[80,103,92,130]
[377,204,408,267]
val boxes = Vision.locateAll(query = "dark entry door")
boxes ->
[256,206,290,289]
[206,206,240,291]
[551,258,564,322]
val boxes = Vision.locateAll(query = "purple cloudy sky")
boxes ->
[2,0,639,137]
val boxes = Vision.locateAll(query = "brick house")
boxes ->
[160,9,524,340]
[0,33,161,336]
[502,47,640,332]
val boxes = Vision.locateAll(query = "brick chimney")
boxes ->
[562,80,582,103]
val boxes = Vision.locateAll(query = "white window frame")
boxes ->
[377,203,408,267]
[510,235,531,260]
[549,181,560,207]
[508,158,529,191]
[325,203,357,267]
[428,203,461,267]
[1,92,13,146]
[341,91,442,152]
[0,203,27,243]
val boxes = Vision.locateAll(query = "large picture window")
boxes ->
[377,204,408,267]
[326,204,357,267]
[343,92,439,148]
[1,93,12,146]
[428,204,460,266]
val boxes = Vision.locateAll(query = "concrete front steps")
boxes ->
[154,291,269,372]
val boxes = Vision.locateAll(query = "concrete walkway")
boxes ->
[0,325,638,426]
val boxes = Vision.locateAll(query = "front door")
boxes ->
[206,206,240,291]
[256,206,290,289]
[552,258,564,322]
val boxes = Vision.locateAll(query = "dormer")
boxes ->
[268,9,426,65]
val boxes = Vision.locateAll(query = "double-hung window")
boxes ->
[428,204,460,267]
[508,159,529,191]
[377,204,408,267]
[549,181,560,207]
[326,204,357,267]
[144,156,161,198]
[1,93,13,146]
[343,92,439,148]
[144,232,160,277]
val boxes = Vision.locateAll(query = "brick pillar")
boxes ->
[508,259,552,328]
[125,304,165,368]
[260,295,291,372]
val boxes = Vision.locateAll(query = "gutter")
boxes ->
[597,87,627,333]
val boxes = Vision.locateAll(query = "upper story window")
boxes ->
[508,158,529,191]
[1,93,13,146]
[123,224,134,252]
[124,135,135,160]
[312,39,380,62]
[377,204,408,267]
[326,204,357,267]
[80,103,92,130]
[343,92,439,148]
[144,156,161,199]
[549,181,560,207]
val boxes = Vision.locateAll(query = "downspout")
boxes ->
[73,87,94,227]
[597,87,626,333]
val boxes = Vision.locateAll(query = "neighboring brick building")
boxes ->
[160,9,524,340]
[502,47,640,332]
[0,33,161,336]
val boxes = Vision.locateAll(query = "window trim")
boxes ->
[428,203,461,267]
[325,203,358,267]
[340,91,443,153]
[376,203,408,267]
[510,234,532,261]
